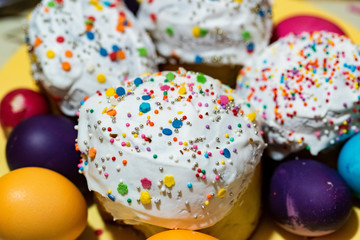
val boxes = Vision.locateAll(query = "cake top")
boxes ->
[27,0,158,116]
[237,31,360,159]
[77,69,265,230]
[137,0,272,66]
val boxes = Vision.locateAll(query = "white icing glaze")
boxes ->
[27,0,158,116]
[137,0,272,65]
[77,69,265,229]
[237,31,360,160]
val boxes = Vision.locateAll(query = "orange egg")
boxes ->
[0,167,88,240]
[147,230,219,240]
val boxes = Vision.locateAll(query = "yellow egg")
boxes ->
[0,167,88,240]
[147,230,218,240]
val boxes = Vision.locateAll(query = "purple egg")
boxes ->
[269,159,352,237]
[6,114,87,193]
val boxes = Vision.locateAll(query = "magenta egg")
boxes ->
[272,15,346,42]
[269,159,352,237]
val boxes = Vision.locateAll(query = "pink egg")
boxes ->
[272,15,346,42]
[0,88,49,137]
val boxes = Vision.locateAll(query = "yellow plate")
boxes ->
[0,0,359,239]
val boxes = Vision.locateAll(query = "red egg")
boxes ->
[0,88,49,137]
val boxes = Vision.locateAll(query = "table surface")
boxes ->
[0,0,360,239]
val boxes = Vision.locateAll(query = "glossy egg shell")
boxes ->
[272,15,345,42]
[0,88,49,137]
[338,133,360,198]
[147,230,218,240]
[0,167,87,240]
[6,114,87,192]
[269,159,352,237]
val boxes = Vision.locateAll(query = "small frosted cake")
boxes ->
[137,0,273,87]
[237,31,360,160]
[26,0,158,116]
[76,68,265,239]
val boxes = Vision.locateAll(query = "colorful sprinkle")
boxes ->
[140,192,151,205]
[164,176,175,188]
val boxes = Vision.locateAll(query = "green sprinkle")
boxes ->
[263,105,267,109]
[48,1,55,7]
[90,109,94,113]
[201,170,206,174]
[137,47,147,57]
[242,31,251,40]
[166,72,175,80]
[306,145,311,151]
[165,27,174,36]
[127,198,132,203]
[196,73,207,83]
[246,103,251,108]
[230,137,234,142]
[153,154,158,159]
[237,123,242,128]
[117,183,128,195]
[150,78,154,82]
[199,28,208,37]
[85,19,94,25]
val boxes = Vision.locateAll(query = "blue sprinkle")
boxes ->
[79,166,84,171]
[108,193,115,201]
[223,148,231,158]
[204,153,209,158]
[142,95,151,100]
[162,128,173,136]
[112,45,120,52]
[84,161,88,166]
[280,75,284,83]
[258,9,265,17]
[100,48,108,57]
[25,36,30,44]
[247,42,255,52]
[313,69,317,74]
[358,96,360,100]
[116,87,126,96]
[80,100,85,105]
[139,102,151,113]
[172,119,183,129]
[195,55,203,63]
[134,77,143,86]
[86,32,95,40]
[187,183,192,188]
